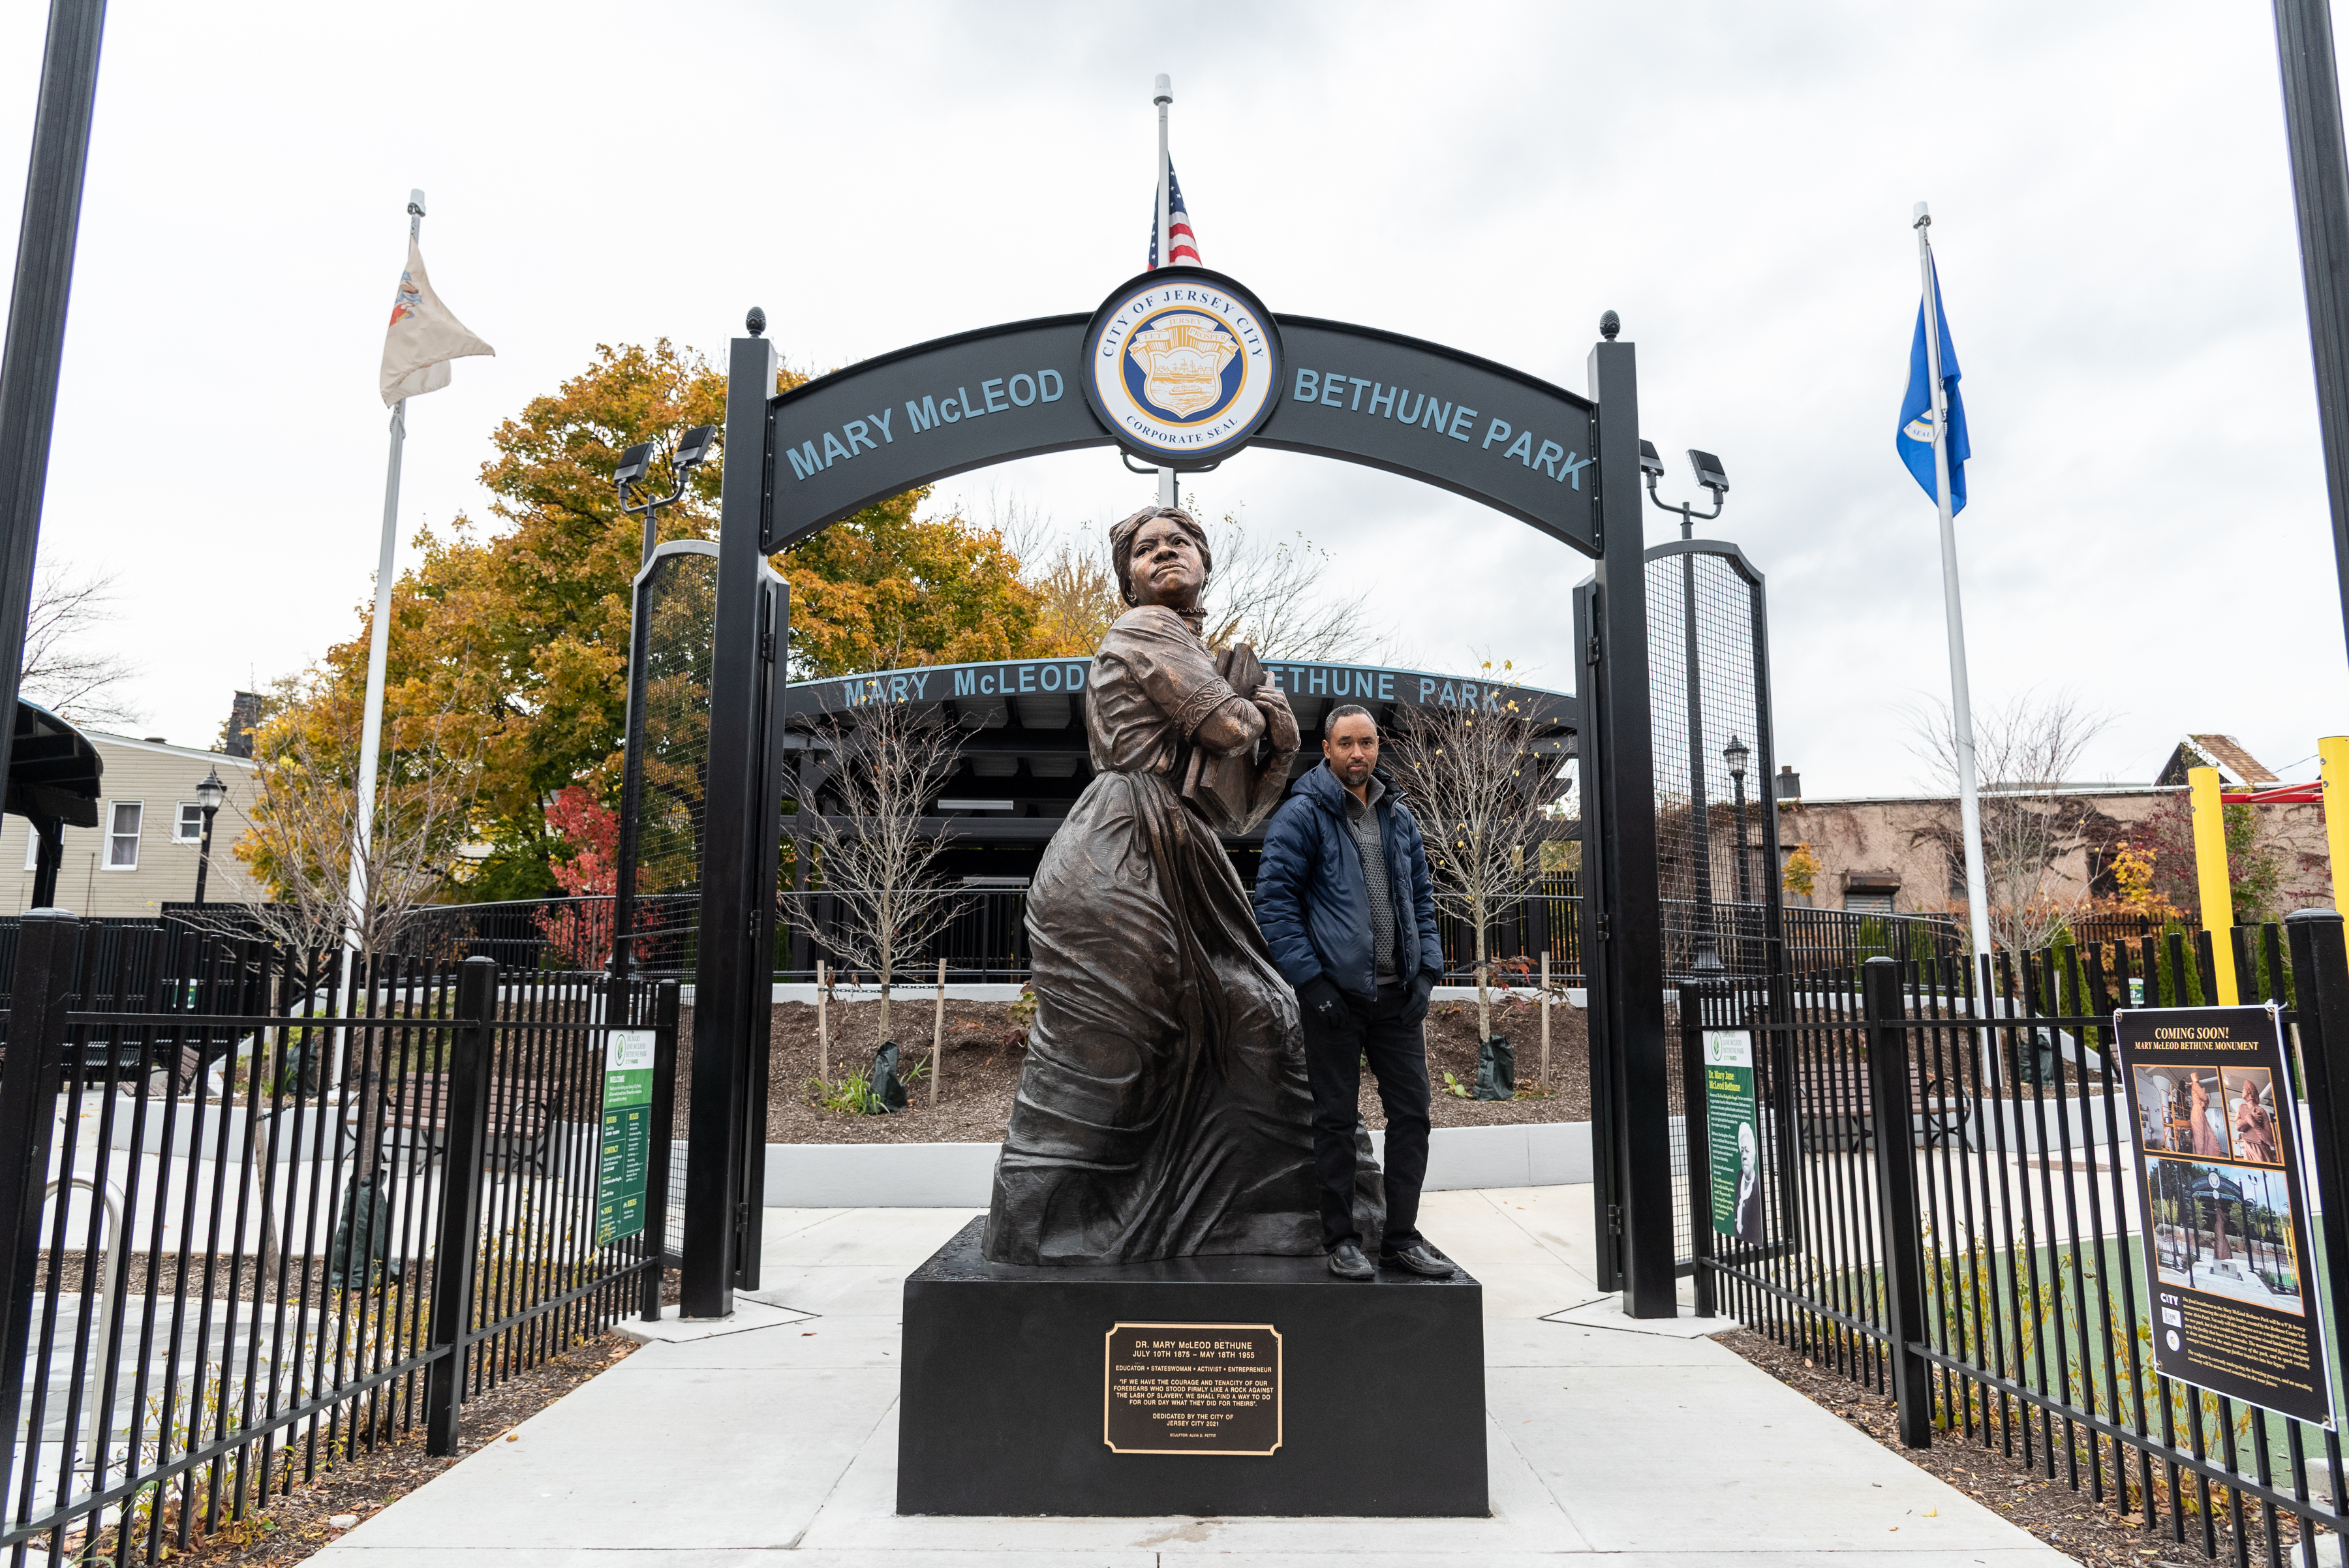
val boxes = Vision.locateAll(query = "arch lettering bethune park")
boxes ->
[679,268,1675,1323]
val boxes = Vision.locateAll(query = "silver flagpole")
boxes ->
[1154,74,1176,510]
[1914,200,1992,964]
[345,189,424,970]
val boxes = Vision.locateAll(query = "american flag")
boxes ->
[1146,160,1200,268]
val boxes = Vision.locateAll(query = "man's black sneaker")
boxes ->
[1327,1242,1375,1280]
[1380,1241,1458,1278]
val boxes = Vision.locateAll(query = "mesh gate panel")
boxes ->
[1644,545,1775,1271]
[621,548,718,1246]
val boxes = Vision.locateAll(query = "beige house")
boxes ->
[1775,735,2331,918]
[1,730,261,917]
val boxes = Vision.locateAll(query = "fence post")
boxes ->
[2284,910,2349,1381]
[1862,955,1933,1448]
[642,979,681,1321]
[0,908,78,1484]
[1679,981,1716,1317]
[425,955,497,1456]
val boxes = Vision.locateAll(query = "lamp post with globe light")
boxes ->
[191,765,227,906]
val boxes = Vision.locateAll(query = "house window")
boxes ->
[1843,891,1895,915]
[104,802,142,869]
[176,803,204,842]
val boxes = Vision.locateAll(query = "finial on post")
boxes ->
[408,188,425,218]
[746,306,767,338]
[1154,72,1173,106]
[1913,200,1931,230]
[1599,310,1620,341]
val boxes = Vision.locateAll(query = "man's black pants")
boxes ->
[1301,981,1429,1252]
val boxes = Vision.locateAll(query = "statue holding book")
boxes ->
[983,505,1382,1265]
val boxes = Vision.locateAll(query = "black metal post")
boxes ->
[0,3,104,804]
[1681,547,1721,976]
[193,801,218,905]
[2283,910,2349,1394]
[1862,955,1933,1447]
[425,954,497,1455]
[1679,980,1717,1317]
[611,556,657,977]
[0,908,78,1477]
[643,977,681,1317]
[1727,761,1749,972]
[681,324,778,1317]
[1587,324,1676,1318]
[734,567,789,1291]
[29,814,59,908]
[2274,0,2349,664]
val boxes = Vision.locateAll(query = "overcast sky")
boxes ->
[0,1,2339,797]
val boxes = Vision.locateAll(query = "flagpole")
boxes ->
[345,190,423,967]
[1153,74,1176,510]
[1914,200,1993,964]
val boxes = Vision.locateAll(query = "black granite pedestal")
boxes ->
[896,1218,1488,1517]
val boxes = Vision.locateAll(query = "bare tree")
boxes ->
[20,559,141,724]
[781,689,970,1056]
[1386,683,1560,1046]
[209,677,485,961]
[1196,510,1383,662]
[1905,690,2112,952]
[1012,497,1385,663]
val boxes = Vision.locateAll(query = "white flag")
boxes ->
[379,238,494,406]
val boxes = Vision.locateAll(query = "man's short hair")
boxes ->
[1325,703,1375,733]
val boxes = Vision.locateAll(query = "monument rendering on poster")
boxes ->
[2113,1005,2337,1430]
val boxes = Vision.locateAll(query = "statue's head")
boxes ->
[1111,506,1214,611]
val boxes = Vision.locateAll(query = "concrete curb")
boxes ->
[757,1119,1591,1207]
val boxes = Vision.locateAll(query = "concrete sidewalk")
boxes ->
[318,1186,2070,1566]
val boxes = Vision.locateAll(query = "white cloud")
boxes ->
[0,1,2337,793]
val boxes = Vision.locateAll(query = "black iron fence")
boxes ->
[0,914,681,1565]
[1681,917,2348,1567]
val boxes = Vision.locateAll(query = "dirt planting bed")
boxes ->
[673,991,1590,1145]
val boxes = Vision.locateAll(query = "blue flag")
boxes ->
[1897,258,1970,512]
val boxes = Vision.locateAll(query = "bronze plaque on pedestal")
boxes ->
[1103,1321,1283,1456]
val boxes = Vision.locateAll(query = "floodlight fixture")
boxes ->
[615,442,654,491]
[1637,440,1666,480]
[673,424,718,472]
[1688,449,1729,497]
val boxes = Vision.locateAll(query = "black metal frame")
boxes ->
[682,305,1676,1317]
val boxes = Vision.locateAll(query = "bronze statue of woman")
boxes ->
[983,506,1375,1265]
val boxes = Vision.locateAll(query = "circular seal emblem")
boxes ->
[1081,268,1282,467]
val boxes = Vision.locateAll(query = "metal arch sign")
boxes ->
[763,271,1602,558]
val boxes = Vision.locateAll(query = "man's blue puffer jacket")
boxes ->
[1253,761,1442,1002]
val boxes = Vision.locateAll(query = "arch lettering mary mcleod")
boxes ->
[681,264,1677,1327]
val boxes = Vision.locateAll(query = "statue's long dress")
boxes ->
[983,606,1374,1264]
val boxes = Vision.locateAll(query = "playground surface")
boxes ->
[314,1185,2074,1566]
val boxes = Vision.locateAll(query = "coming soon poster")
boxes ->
[2113,1006,2334,1429]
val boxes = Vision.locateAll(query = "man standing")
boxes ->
[1254,704,1455,1280]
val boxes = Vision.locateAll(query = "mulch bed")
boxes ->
[62,1332,637,1567]
[675,993,1590,1144]
[1722,1326,2299,1567]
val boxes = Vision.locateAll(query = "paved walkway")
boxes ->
[318,1186,2071,1565]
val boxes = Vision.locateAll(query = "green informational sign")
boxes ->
[597,1030,656,1248]
[1704,1029,1764,1244]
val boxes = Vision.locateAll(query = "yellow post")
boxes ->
[2320,736,2349,912]
[2187,765,2238,1006]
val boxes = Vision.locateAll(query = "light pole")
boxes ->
[1724,734,1751,972]
[618,423,718,566]
[191,765,226,906]
[611,423,721,977]
[1642,442,1730,974]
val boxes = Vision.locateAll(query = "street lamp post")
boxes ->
[1642,443,1730,975]
[191,765,226,906]
[1725,734,1751,971]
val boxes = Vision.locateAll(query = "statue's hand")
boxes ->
[1253,685,1300,753]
